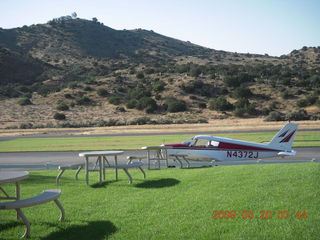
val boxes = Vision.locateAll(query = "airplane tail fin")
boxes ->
[268,122,298,151]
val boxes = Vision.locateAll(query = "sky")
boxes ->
[0,0,319,56]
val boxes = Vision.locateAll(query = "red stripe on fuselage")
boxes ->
[165,143,279,152]
[218,142,279,151]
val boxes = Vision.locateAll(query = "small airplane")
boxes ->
[164,122,298,162]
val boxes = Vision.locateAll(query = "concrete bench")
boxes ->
[105,159,146,184]
[56,163,84,184]
[0,189,65,238]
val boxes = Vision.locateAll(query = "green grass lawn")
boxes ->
[1,163,319,239]
[0,131,319,152]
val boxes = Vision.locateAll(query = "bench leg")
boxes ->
[182,157,191,168]
[0,186,10,198]
[56,169,66,184]
[138,167,146,179]
[174,157,183,168]
[54,199,65,221]
[15,208,30,238]
[123,169,132,184]
[75,166,82,180]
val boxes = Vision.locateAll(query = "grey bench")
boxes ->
[105,157,146,184]
[56,163,84,184]
[169,154,191,168]
[0,189,64,238]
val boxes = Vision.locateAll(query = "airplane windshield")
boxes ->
[182,138,196,146]
[183,138,220,148]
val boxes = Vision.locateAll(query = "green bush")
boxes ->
[108,96,122,105]
[306,95,318,105]
[116,106,126,112]
[53,112,66,120]
[286,110,310,121]
[265,111,285,121]
[136,97,157,113]
[126,99,138,109]
[19,122,33,129]
[97,88,108,97]
[281,90,293,99]
[198,102,207,109]
[126,87,151,100]
[56,102,69,111]
[17,97,32,106]
[76,96,93,106]
[165,98,187,113]
[234,86,253,98]
[128,116,152,125]
[64,93,73,99]
[136,72,145,79]
[234,108,246,117]
[208,97,233,111]
[296,99,308,108]
[152,81,165,93]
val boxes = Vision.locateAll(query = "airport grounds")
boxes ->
[0,118,319,239]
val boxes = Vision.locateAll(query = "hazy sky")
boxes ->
[0,0,319,56]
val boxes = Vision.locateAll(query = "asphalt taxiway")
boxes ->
[0,147,319,170]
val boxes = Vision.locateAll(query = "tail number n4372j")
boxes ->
[226,151,258,159]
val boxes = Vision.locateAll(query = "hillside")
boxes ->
[0,16,319,129]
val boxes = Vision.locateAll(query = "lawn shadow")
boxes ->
[135,178,180,188]
[0,221,23,232]
[90,180,118,188]
[41,220,117,240]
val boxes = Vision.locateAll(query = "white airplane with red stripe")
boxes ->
[164,122,298,162]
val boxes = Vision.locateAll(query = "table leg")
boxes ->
[147,150,150,169]
[85,157,89,185]
[165,149,168,167]
[99,156,103,184]
[0,186,10,198]
[15,182,20,219]
[102,156,106,181]
[115,155,118,181]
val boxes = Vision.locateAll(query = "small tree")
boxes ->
[165,98,187,113]
[54,112,66,120]
[208,97,233,111]
[265,111,285,121]
[17,97,32,106]
[108,96,122,105]
[57,102,69,111]
[97,88,108,97]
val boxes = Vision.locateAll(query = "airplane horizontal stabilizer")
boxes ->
[277,150,296,156]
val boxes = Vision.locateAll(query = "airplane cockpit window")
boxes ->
[208,140,220,147]
[182,137,196,146]
[193,139,210,147]
[182,138,220,148]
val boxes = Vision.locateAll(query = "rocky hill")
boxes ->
[0,16,319,129]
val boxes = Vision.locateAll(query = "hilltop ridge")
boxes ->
[0,16,319,129]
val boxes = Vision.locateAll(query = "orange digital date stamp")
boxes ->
[211,210,308,220]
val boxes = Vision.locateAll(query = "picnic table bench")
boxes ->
[56,163,84,184]
[0,189,64,238]
[105,156,146,184]
[169,154,191,168]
